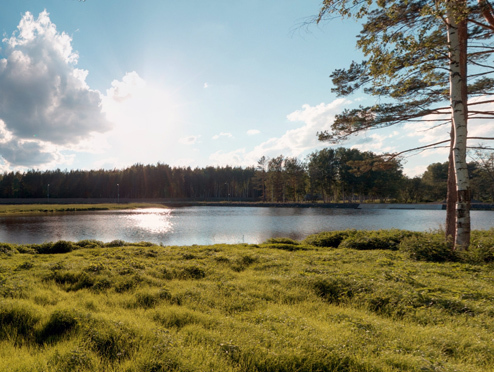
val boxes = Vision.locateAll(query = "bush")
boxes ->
[0,243,18,255]
[32,241,76,254]
[459,237,494,264]
[261,243,308,251]
[303,230,357,248]
[76,239,104,248]
[339,230,418,251]
[263,237,300,245]
[399,234,456,262]
[105,240,126,247]
[51,241,76,253]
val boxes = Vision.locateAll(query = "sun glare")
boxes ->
[126,208,173,234]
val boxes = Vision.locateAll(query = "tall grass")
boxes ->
[0,203,167,214]
[1,230,494,371]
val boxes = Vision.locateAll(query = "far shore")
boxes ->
[0,198,493,210]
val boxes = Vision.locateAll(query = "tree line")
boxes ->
[1,148,493,203]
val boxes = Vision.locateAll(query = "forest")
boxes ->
[0,147,493,203]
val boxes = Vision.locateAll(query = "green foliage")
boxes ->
[76,240,104,248]
[0,302,40,342]
[340,230,419,251]
[50,348,95,372]
[38,309,79,343]
[312,277,364,304]
[0,243,18,255]
[263,237,300,245]
[1,235,494,371]
[304,229,418,251]
[399,233,457,262]
[460,229,494,264]
[104,240,126,248]
[303,229,357,247]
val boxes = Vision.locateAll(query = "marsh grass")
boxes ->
[0,203,167,215]
[1,230,494,371]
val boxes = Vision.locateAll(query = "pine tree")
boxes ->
[315,0,494,249]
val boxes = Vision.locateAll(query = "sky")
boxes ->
[1,1,493,177]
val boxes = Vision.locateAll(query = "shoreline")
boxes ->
[0,198,493,210]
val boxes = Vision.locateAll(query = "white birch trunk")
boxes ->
[447,2,471,249]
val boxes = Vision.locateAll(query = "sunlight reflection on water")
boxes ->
[0,206,493,245]
[125,208,173,234]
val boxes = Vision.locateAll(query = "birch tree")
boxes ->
[315,0,494,249]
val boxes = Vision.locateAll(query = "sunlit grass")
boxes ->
[1,233,494,371]
[0,203,167,214]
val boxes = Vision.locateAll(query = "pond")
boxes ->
[0,206,493,245]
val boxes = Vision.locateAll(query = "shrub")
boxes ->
[105,240,126,247]
[76,239,104,248]
[461,231,494,264]
[0,243,18,255]
[339,229,418,251]
[303,230,357,247]
[261,243,308,251]
[399,234,456,262]
[32,241,76,254]
[263,237,300,245]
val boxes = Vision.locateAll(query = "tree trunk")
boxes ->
[445,127,457,242]
[447,2,471,249]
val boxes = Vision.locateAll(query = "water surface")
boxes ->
[0,207,492,245]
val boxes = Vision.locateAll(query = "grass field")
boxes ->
[1,230,494,371]
[0,203,166,214]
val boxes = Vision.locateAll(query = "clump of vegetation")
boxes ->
[303,229,418,251]
[399,233,457,262]
[340,229,419,251]
[303,229,357,247]
[76,240,104,248]
[263,237,300,245]
[1,232,494,371]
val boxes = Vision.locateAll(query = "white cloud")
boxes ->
[0,11,111,168]
[209,99,349,166]
[179,135,201,145]
[247,129,260,135]
[204,82,208,88]
[404,164,428,178]
[212,132,233,140]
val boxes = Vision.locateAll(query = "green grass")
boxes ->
[0,203,167,214]
[1,231,494,371]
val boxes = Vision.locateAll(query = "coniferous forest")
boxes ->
[1,147,493,203]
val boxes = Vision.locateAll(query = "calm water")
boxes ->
[0,207,493,245]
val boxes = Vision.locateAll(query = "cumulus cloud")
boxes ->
[209,99,349,166]
[212,132,233,140]
[247,129,260,135]
[0,11,111,167]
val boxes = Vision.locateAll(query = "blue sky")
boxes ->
[1,1,491,176]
